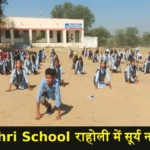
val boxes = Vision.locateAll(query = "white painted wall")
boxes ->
[84,36,98,48]
[3,17,84,30]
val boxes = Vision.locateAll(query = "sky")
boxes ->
[4,0,150,35]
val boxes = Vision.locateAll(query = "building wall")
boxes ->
[1,17,84,48]
[4,17,84,30]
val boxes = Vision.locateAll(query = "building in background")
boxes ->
[1,17,84,48]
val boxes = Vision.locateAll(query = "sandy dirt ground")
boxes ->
[0,47,150,126]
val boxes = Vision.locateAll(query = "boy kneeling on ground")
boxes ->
[36,68,61,120]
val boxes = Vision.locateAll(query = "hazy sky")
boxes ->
[4,0,150,34]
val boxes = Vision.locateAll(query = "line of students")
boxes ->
[50,49,65,86]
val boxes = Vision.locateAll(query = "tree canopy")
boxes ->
[0,0,8,43]
[51,2,95,34]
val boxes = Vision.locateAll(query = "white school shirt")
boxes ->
[125,65,138,81]
[75,60,85,74]
[0,60,6,72]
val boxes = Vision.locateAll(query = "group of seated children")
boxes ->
[82,48,99,63]
[0,49,46,76]
[93,49,140,89]
[5,48,46,92]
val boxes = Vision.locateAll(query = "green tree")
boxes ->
[115,29,126,47]
[125,27,139,47]
[88,27,111,46]
[51,2,95,34]
[0,0,8,43]
[141,32,150,46]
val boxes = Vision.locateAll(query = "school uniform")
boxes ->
[68,49,73,58]
[42,50,45,60]
[110,53,117,63]
[20,51,24,62]
[142,59,150,73]
[99,54,104,62]
[94,67,110,88]
[10,52,14,70]
[111,60,121,72]
[124,65,138,83]
[124,51,129,63]
[72,56,78,69]
[35,53,39,69]
[93,54,98,63]
[24,59,35,75]
[10,68,28,89]
[75,60,85,74]
[0,60,6,74]
[88,50,93,60]
[103,55,111,67]
[50,56,55,69]
[54,65,63,85]
[5,58,12,72]
[136,53,142,62]
[36,79,61,108]
[84,50,88,57]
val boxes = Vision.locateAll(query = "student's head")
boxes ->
[101,51,103,55]
[45,68,56,85]
[26,54,30,59]
[116,56,121,61]
[130,59,135,66]
[16,60,22,69]
[54,54,58,59]
[54,59,60,67]
[100,60,106,68]
[7,54,10,59]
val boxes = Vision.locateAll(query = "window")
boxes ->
[41,31,45,38]
[5,30,10,38]
[50,31,53,38]
[14,30,19,38]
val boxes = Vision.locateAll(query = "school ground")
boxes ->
[0,47,150,126]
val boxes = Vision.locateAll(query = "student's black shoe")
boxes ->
[45,104,51,115]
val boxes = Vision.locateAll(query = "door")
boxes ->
[57,31,61,43]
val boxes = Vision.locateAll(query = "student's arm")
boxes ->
[54,82,61,119]
[36,80,45,120]
[6,69,15,92]
[106,69,112,88]
[95,71,99,88]
[23,70,32,90]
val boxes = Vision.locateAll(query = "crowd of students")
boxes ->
[0,49,46,91]
[74,47,150,89]
[2,46,150,120]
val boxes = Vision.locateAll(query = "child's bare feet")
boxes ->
[36,113,43,120]
[56,115,61,120]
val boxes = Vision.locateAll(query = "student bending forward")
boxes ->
[36,68,61,120]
